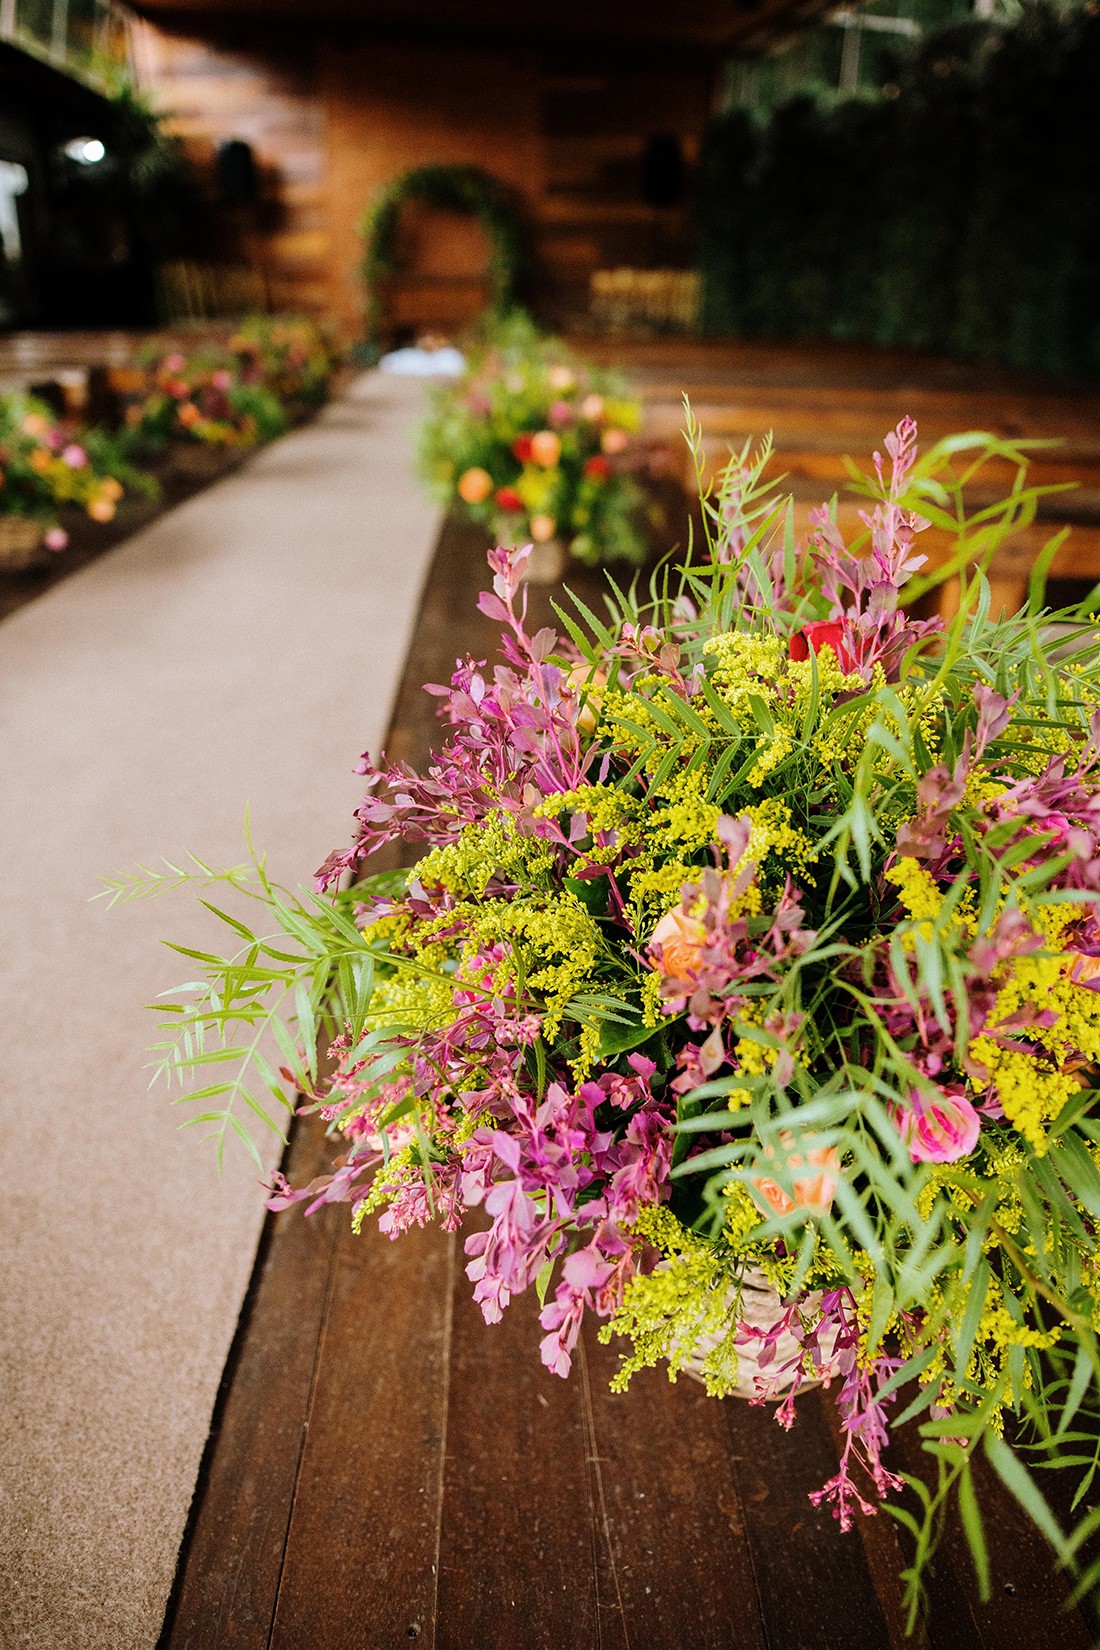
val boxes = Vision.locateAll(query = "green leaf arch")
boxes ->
[359,162,525,340]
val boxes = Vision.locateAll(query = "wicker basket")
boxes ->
[0,516,46,572]
[682,1266,843,1399]
[168,442,242,483]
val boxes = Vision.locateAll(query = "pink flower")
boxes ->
[164,352,186,373]
[212,369,232,390]
[61,444,87,469]
[44,527,69,551]
[548,399,574,427]
[892,1088,980,1163]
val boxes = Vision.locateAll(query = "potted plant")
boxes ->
[120,347,288,481]
[0,393,149,571]
[228,314,342,415]
[117,415,1100,1621]
[418,312,649,578]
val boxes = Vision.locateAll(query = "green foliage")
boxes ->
[119,347,289,453]
[99,843,423,1175]
[699,3,1100,375]
[106,82,202,263]
[229,314,342,407]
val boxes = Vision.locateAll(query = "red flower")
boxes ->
[495,486,522,512]
[511,433,534,463]
[583,455,610,481]
[789,620,858,672]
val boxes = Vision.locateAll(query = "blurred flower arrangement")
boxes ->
[229,314,342,410]
[419,314,648,567]
[122,347,288,451]
[117,413,1100,1618]
[0,393,150,557]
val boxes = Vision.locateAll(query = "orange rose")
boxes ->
[651,908,706,983]
[530,430,561,468]
[458,466,493,504]
[750,1138,840,1218]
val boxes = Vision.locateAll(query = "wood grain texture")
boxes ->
[268,1218,455,1649]
[884,1413,1094,1650]
[434,1262,602,1650]
[723,1386,894,1650]
[160,1117,341,1650]
[581,1324,768,1650]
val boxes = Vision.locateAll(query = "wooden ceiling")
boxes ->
[128,0,833,55]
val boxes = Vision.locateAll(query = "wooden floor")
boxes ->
[160,512,1097,1650]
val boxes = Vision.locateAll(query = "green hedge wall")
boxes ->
[699,5,1100,376]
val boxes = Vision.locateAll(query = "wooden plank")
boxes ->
[818,1389,932,1650]
[724,1385,895,1650]
[267,1218,455,1649]
[581,1323,769,1649]
[883,1414,1094,1650]
[160,1116,341,1650]
[434,1262,602,1650]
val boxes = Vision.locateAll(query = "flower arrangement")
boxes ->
[228,314,341,409]
[0,393,146,551]
[122,348,288,451]
[418,314,648,567]
[120,415,1100,1618]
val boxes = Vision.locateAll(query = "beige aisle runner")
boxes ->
[0,373,441,1649]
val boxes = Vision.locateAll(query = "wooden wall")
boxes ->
[133,18,716,333]
[321,38,543,330]
[133,24,330,313]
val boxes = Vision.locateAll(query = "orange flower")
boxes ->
[601,427,629,456]
[29,449,52,474]
[458,466,493,504]
[1071,953,1100,986]
[529,513,556,542]
[177,402,201,428]
[750,1139,840,1218]
[651,908,706,982]
[530,430,562,468]
[100,477,124,502]
[87,496,116,523]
